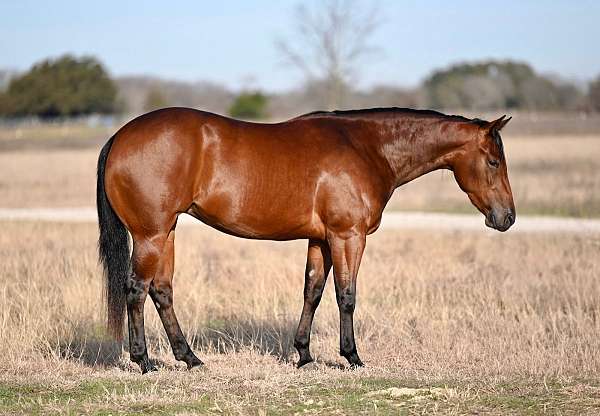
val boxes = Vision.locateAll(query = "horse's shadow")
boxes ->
[188,316,297,360]
[59,317,334,369]
[58,324,123,367]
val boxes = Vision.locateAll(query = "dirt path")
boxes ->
[1,207,599,234]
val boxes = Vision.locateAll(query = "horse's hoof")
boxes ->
[186,355,205,370]
[342,350,364,369]
[297,357,314,369]
[140,360,158,374]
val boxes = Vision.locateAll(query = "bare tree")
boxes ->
[276,0,380,109]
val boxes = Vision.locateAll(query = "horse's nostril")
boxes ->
[506,212,514,226]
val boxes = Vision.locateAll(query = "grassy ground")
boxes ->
[3,366,600,415]
[1,221,599,414]
[1,135,599,218]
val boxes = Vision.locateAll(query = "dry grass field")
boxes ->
[1,221,600,414]
[0,122,111,149]
[1,135,599,218]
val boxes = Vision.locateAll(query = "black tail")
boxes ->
[97,135,129,340]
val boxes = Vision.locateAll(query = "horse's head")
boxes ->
[452,115,515,232]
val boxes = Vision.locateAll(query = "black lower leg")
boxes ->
[294,257,328,368]
[149,284,203,369]
[294,297,320,367]
[294,293,324,367]
[337,287,363,367]
[339,320,363,367]
[294,334,314,368]
[126,275,156,374]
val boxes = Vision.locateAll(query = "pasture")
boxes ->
[0,129,599,414]
[1,221,600,414]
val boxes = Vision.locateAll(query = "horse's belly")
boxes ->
[188,189,324,241]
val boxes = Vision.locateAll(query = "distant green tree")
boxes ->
[0,55,117,118]
[423,60,579,111]
[228,91,268,120]
[143,88,168,112]
[589,75,600,112]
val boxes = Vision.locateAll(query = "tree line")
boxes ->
[0,55,118,118]
[1,53,599,121]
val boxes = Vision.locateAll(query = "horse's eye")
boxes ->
[488,159,500,168]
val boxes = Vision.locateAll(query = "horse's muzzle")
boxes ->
[485,208,515,232]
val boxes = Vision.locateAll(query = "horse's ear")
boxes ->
[488,115,512,132]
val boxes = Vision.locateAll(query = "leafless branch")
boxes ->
[276,0,382,108]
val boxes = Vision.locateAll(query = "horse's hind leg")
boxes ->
[148,231,203,370]
[127,233,169,373]
[294,239,332,367]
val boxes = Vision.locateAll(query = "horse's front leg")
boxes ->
[328,231,366,367]
[294,239,332,367]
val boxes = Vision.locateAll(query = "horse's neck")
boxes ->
[363,117,472,189]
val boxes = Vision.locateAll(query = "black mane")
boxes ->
[299,107,488,126]
[299,106,506,156]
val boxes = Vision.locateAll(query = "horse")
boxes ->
[97,107,515,373]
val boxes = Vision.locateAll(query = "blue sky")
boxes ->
[1,1,599,91]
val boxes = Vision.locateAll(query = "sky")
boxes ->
[1,0,599,92]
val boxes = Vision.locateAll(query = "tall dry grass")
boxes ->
[1,220,599,382]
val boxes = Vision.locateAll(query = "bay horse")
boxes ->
[97,107,515,373]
